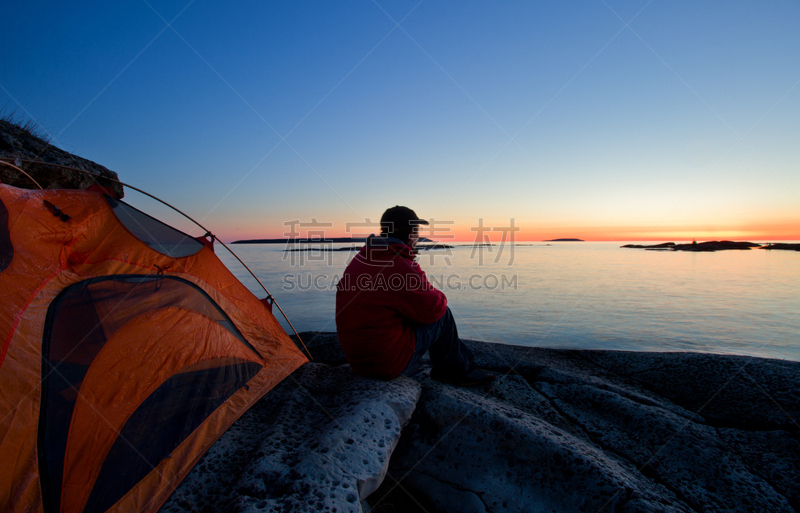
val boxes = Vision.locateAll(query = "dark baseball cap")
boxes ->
[380,205,429,233]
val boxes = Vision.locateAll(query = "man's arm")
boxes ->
[392,259,447,325]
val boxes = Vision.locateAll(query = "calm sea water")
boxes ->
[218,242,800,362]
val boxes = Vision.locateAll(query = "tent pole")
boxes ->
[0,159,43,189]
[214,238,311,360]
[0,158,313,360]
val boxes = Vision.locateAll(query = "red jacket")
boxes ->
[335,237,447,379]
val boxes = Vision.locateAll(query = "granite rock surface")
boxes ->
[382,341,799,512]
[161,361,420,513]
[162,334,800,513]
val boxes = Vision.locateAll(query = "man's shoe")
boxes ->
[431,365,495,387]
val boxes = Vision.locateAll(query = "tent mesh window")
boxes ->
[39,275,262,513]
[0,197,12,271]
[105,196,204,258]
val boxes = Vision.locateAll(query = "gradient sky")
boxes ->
[2,1,798,242]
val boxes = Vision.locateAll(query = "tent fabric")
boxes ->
[0,184,307,513]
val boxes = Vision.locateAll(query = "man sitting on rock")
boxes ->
[335,205,495,387]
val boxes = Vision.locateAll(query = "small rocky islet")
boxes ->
[622,241,800,252]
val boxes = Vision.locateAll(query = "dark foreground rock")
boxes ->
[0,118,124,197]
[162,334,800,513]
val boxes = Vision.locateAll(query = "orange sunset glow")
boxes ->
[5,2,796,249]
[215,220,799,244]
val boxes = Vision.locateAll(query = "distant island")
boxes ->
[621,241,800,252]
[232,237,433,244]
[284,243,454,252]
[233,237,366,244]
[234,238,564,249]
[762,243,800,251]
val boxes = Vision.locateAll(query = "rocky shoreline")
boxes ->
[161,334,800,513]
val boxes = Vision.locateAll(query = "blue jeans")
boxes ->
[402,307,474,379]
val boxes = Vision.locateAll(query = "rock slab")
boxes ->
[377,342,800,512]
[161,362,420,513]
[162,334,800,513]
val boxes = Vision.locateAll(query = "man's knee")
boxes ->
[442,306,460,332]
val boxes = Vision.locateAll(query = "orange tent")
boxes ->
[0,183,307,513]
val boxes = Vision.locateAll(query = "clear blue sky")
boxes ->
[3,1,799,241]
